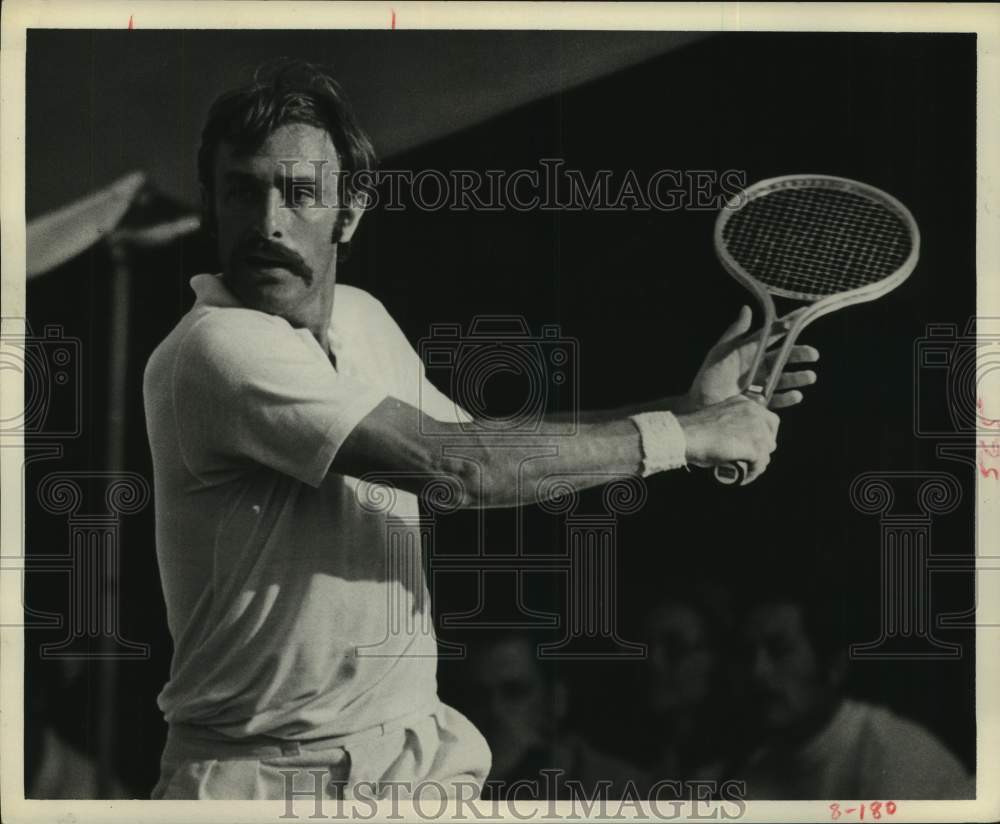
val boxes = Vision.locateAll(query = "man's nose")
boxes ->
[255,187,288,238]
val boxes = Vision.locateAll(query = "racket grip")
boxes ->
[714,460,748,486]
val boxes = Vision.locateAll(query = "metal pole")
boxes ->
[96,239,132,797]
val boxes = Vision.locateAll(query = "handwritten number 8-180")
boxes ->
[830,801,898,820]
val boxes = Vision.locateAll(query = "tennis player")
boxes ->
[142,60,818,801]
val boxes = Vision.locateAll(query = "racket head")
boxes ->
[714,174,920,304]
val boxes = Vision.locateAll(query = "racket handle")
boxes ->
[714,461,748,486]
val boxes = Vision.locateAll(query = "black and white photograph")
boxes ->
[1,2,998,822]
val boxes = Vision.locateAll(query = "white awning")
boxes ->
[27,172,201,278]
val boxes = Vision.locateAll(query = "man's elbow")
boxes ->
[436,451,520,510]
[434,454,484,509]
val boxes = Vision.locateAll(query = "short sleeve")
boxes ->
[352,290,472,425]
[173,309,387,486]
[419,375,473,425]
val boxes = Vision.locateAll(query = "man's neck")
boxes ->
[294,287,336,357]
[313,276,337,356]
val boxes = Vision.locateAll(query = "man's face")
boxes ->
[644,603,716,713]
[742,603,832,732]
[466,638,549,752]
[210,122,358,327]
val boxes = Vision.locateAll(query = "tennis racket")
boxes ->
[713,174,920,485]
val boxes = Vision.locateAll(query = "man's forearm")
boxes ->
[337,398,665,509]
[336,394,775,510]
[438,417,653,509]
[543,393,694,425]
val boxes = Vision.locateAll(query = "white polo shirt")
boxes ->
[143,274,466,739]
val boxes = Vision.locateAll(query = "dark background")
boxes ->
[24,30,977,795]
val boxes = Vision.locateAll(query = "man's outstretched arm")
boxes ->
[331,393,779,508]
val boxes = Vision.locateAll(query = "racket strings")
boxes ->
[722,188,913,298]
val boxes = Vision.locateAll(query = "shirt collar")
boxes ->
[190,272,344,357]
[190,273,243,308]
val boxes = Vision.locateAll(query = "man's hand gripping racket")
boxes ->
[709,174,920,485]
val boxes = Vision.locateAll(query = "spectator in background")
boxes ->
[640,581,739,791]
[459,630,648,800]
[731,585,974,799]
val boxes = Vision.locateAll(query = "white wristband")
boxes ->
[629,411,688,476]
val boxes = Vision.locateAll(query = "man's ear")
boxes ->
[200,185,216,237]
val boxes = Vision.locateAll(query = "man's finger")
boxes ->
[743,452,769,485]
[717,305,754,345]
[775,370,817,390]
[762,346,820,370]
[784,345,820,364]
[768,390,805,410]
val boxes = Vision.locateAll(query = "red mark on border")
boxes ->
[977,398,1000,479]
[981,440,1000,458]
[978,396,1000,428]
[127,14,134,30]
[829,801,897,821]
[391,9,396,29]
[979,433,1000,479]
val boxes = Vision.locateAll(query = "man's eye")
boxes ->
[287,184,318,207]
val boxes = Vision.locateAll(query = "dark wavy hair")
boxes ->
[739,570,850,664]
[197,58,377,256]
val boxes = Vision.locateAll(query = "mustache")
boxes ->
[235,239,314,284]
